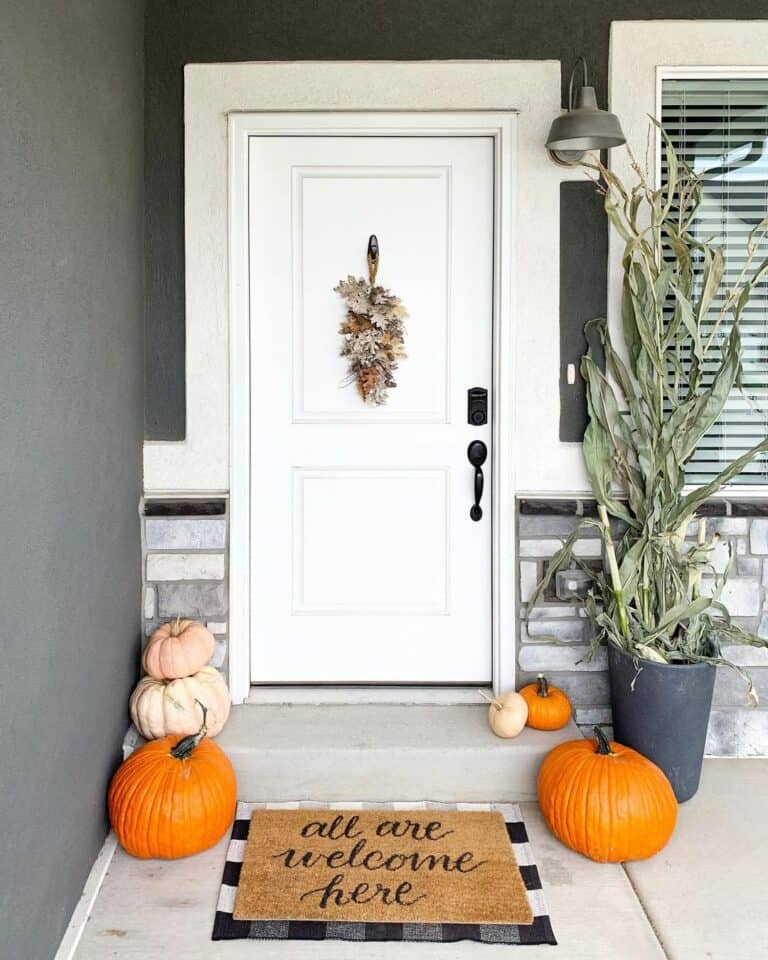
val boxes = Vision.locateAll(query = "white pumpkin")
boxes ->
[129,666,231,740]
[485,690,528,738]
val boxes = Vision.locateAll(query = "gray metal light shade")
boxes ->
[546,58,626,164]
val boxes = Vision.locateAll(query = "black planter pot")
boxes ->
[607,644,715,803]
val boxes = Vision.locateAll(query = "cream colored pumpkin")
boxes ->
[485,691,528,739]
[142,617,215,680]
[129,667,231,739]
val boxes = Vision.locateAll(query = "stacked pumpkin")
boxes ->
[129,617,231,739]
[108,618,237,860]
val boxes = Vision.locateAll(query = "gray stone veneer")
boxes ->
[139,497,768,755]
[141,501,229,679]
[517,499,768,757]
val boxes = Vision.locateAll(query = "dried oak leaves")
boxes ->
[334,275,408,406]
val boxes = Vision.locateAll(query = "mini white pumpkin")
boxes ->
[482,690,529,738]
[129,666,231,740]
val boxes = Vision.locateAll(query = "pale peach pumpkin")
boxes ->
[142,617,214,680]
[483,690,528,738]
[129,666,230,739]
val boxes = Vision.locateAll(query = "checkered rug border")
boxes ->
[212,801,557,945]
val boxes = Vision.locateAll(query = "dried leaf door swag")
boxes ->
[334,235,408,405]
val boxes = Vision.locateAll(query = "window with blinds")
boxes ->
[661,76,768,485]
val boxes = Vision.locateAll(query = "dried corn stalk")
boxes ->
[527,125,768,704]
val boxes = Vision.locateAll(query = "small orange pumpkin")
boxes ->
[520,674,572,730]
[109,702,236,859]
[142,616,215,680]
[538,726,677,863]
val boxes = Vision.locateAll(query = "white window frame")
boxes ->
[655,66,768,488]
[609,20,768,496]
[654,66,768,183]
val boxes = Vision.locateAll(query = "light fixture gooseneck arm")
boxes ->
[567,56,589,112]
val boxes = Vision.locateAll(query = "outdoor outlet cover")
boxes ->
[555,568,592,601]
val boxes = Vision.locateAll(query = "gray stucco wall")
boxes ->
[144,1,768,439]
[0,2,144,958]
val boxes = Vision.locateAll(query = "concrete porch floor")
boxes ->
[74,759,767,960]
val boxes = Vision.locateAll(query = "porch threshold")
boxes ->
[215,703,578,802]
[245,685,491,705]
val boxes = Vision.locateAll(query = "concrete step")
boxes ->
[215,704,579,802]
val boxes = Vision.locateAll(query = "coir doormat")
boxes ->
[213,802,556,945]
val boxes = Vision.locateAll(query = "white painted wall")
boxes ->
[143,60,589,497]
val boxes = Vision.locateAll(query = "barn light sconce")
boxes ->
[545,57,626,166]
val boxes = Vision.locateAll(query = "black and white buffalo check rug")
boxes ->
[212,801,557,945]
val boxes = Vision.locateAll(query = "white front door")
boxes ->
[248,134,495,684]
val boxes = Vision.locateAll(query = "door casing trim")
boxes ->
[229,110,516,703]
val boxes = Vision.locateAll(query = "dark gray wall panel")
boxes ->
[144,1,768,440]
[559,181,608,441]
[0,2,144,958]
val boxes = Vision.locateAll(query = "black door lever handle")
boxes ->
[467,440,487,521]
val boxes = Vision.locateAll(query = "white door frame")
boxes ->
[228,111,516,703]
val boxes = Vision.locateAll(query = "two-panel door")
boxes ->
[248,135,494,683]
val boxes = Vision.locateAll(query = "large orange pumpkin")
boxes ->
[142,617,215,680]
[538,726,677,863]
[520,674,572,730]
[109,702,236,859]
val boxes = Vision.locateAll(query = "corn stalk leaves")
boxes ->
[671,437,768,528]
[644,596,713,644]
[634,643,668,664]
[695,246,725,328]
[525,527,583,611]
[662,324,742,467]
[670,286,702,361]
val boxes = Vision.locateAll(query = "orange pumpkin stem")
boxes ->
[170,700,208,760]
[170,614,182,638]
[593,725,614,756]
[536,674,550,698]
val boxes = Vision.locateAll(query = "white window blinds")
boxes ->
[661,76,768,485]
